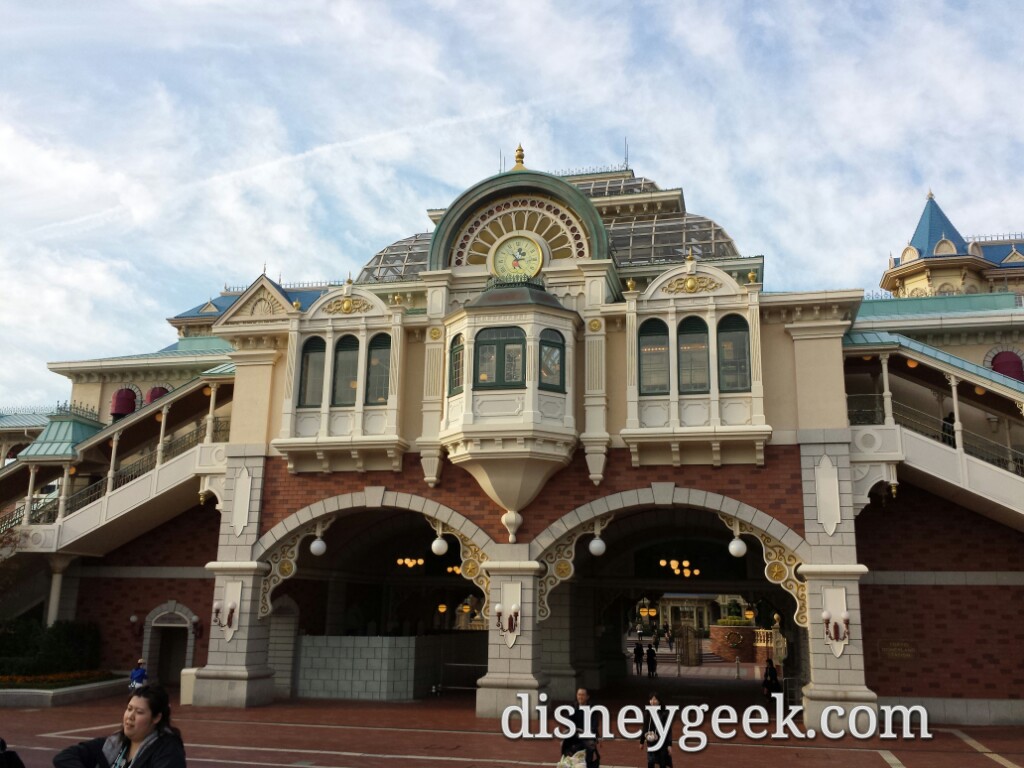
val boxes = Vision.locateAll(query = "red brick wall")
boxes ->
[709,625,756,662]
[73,504,219,669]
[862,584,1024,699]
[856,483,1024,571]
[857,482,1024,698]
[259,446,805,541]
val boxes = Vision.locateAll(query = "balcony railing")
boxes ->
[848,394,1024,477]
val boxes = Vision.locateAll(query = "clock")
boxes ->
[492,235,542,279]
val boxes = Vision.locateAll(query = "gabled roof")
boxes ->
[909,195,968,257]
[175,294,240,320]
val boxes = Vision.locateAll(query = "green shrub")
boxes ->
[715,616,754,627]
[0,620,101,676]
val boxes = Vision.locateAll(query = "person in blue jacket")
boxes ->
[128,659,147,691]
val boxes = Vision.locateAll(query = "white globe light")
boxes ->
[309,537,327,557]
[431,537,449,556]
[589,537,606,557]
[728,537,747,558]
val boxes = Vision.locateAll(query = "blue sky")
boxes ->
[2,0,1023,406]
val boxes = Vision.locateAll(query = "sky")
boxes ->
[2,0,1023,407]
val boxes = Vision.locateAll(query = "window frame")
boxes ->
[449,334,465,395]
[298,336,326,408]
[331,335,360,407]
[717,314,751,393]
[638,319,670,395]
[365,333,392,405]
[677,316,710,394]
[538,329,565,393]
[473,327,527,390]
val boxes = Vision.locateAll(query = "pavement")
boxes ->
[2,673,1022,768]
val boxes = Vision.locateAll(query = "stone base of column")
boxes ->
[802,681,878,734]
[542,663,578,701]
[475,672,548,718]
[193,666,276,707]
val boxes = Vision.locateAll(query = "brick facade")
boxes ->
[259,445,805,542]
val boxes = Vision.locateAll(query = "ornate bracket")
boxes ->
[537,514,614,622]
[431,518,491,617]
[718,513,808,627]
[258,517,336,618]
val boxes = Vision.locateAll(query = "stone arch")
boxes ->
[528,482,813,627]
[252,487,496,618]
[983,344,1024,374]
[142,600,201,676]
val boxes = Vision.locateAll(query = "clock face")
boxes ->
[493,236,542,279]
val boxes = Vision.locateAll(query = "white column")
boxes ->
[204,383,220,443]
[279,323,300,439]
[106,432,121,494]
[319,330,336,437]
[879,353,894,426]
[57,463,71,520]
[156,404,171,464]
[45,555,74,627]
[747,292,766,426]
[624,288,640,429]
[24,464,38,518]
[707,306,721,427]
[667,307,680,428]
[947,375,963,452]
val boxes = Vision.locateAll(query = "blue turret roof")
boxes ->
[909,194,968,257]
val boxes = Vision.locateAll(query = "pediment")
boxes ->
[309,287,390,318]
[646,261,742,299]
[1002,247,1024,264]
[215,277,293,326]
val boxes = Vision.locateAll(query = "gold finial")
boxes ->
[748,269,757,284]
[927,189,934,200]
[511,144,526,171]
[292,299,302,310]
[346,272,353,285]
[625,277,636,291]
[686,247,695,262]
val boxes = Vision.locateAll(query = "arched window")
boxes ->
[111,388,137,420]
[718,314,751,392]
[475,327,526,388]
[298,337,326,408]
[449,334,465,395]
[145,386,169,405]
[539,329,565,392]
[992,351,1024,382]
[331,336,359,406]
[365,334,392,404]
[639,319,669,395]
[678,317,709,394]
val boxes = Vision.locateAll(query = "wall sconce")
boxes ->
[309,520,327,556]
[191,615,202,638]
[212,601,236,629]
[495,602,519,637]
[728,518,747,558]
[744,608,755,620]
[974,385,987,396]
[431,520,449,555]
[906,359,919,369]
[154,412,163,423]
[129,614,142,637]
[822,610,850,643]
[589,517,607,557]
[202,385,213,397]
[437,604,448,614]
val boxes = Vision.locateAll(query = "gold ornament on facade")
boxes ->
[662,275,722,295]
[324,296,372,315]
[429,327,442,340]
[588,319,602,332]
[259,529,302,618]
[748,270,758,284]
[625,278,637,291]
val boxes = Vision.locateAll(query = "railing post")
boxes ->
[946,375,963,452]
[879,353,894,426]
[156,405,171,465]
[24,464,38,518]
[204,383,219,444]
[57,463,70,520]
[106,431,121,494]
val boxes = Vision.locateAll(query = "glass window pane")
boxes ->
[332,346,359,406]
[450,338,464,394]
[679,333,709,393]
[640,332,669,394]
[299,339,325,407]
[366,341,391,404]
[504,344,524,383]
[718,332,750,392]
[540,344,562,388]
[478,344,497,383]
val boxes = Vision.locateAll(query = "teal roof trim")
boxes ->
[909,197,968,257]
[856,293,1020,319]
[844,330,1024,396]
[0,412,50,429]
[18,414,104,461]
[202,362,236,376]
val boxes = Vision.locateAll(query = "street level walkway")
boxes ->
[2,687,1022,768]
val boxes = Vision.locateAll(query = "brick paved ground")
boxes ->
[2,676,1021,768]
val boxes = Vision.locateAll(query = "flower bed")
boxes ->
[0,669,117,690]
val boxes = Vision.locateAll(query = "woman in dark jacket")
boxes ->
[639,692,673,768]
[53,685,185,768]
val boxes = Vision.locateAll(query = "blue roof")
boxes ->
[978,242,1024,266]
[175,294,240,319]
[844,330,1024,396]
[174,282,329,320]
[909,196,968,257]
